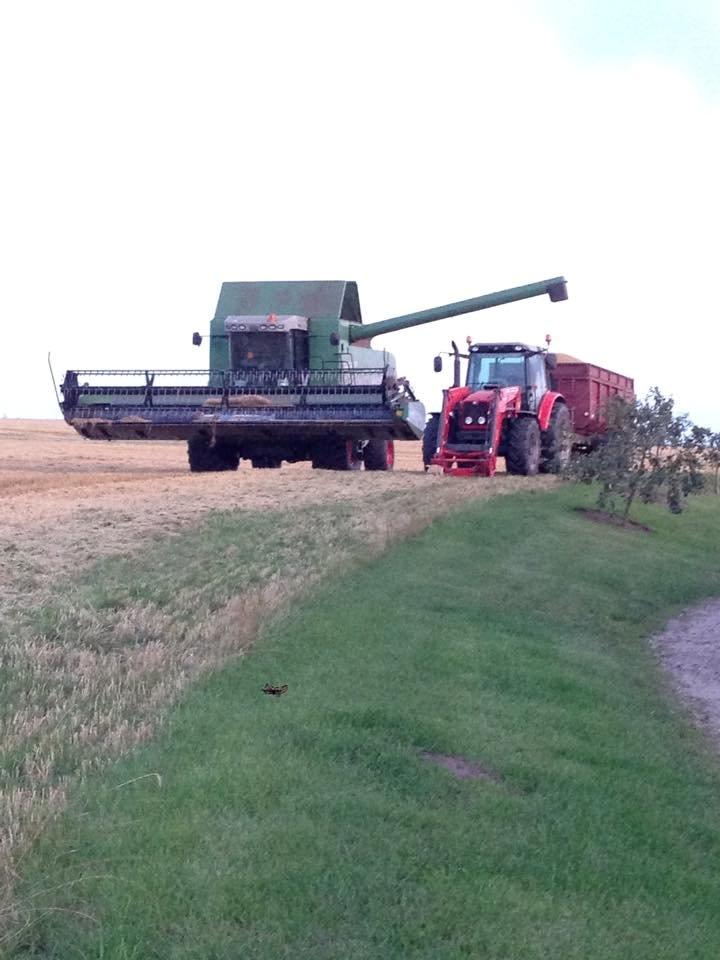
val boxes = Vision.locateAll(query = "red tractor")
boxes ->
[423,341,572,477]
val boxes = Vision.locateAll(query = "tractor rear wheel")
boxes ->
[505,418,541,476]
[422,414,440,471]
[540,402,572,474]
[312,438,361,471]
[187,437,240,473]
[364,438,395,471]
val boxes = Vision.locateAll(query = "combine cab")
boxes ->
[59,278,568,472]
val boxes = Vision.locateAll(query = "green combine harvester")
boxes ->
[59,278,567,471]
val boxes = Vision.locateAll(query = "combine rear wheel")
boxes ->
[188,437,240,473]
[540,403,572,474]
[364,439,395,471]
[505,418,541,476]
[312,438,361,471]
[422,414,440,471]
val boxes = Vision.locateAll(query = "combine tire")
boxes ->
[364,439,395,471]
[251,457,282,469]
[505,418,541,476]
[422,414,440,470]
[187,437,240,473]
[540,403,572,474]
[312,438,361,471]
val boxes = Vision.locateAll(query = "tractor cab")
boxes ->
[467,343,551,412]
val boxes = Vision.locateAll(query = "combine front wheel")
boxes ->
[312,439,362,471]
[188,438,240,473]
[505,418,541,476]
[364,439,395,471]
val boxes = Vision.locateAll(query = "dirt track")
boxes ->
[653,600,720,749]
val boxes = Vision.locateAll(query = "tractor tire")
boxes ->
[422,414,440,471]
[540,403,572,474]
[364,438,395,471]
[505,418,541,476]
[251,457,282,469]
[187,437,240,473]
[312,438,361,471]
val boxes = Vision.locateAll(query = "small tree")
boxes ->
[702,430,720,494]
[571,388,706,520]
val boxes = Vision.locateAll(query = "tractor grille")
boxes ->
[453,399,492,446]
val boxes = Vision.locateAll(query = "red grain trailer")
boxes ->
[553,354,634,448]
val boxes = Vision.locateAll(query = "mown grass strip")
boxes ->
[2,481,527,930]
[11,487,720,959]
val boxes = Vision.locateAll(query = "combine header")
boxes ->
[59,278,568,471]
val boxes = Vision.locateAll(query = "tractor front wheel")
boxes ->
[422,414,440,471]
[364,439,395,471]
[505,418,541,476]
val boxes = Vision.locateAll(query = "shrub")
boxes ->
[570,388,706,520]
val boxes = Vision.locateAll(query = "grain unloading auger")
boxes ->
[59,278,568,471]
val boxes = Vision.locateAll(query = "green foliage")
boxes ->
[12,489,720,960]
[696,428,720,494]
[571,387,706,519]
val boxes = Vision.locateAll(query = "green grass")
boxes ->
[11,488,720,959]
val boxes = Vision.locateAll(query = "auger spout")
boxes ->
[349,277,567,342]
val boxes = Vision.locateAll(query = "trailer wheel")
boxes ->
[364,439,395,471]
[187,437,240,472]
[312,439,361,471]
[422,414,440,471]
[540,402,572,473]
[505,418,541,476]
[251,457,282,469]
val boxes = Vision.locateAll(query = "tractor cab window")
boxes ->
[467,353,526,388]
[526,353,549,395]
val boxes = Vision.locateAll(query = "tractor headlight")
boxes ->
[464,416,473,425]
[477,416,486,425]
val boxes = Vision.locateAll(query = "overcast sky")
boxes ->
[1,0,718,428]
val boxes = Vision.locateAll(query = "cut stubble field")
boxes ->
[0,420,511,603]
[0,420,542,939]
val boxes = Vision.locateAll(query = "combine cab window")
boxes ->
[467,354,526,388]
[230,332,308,372]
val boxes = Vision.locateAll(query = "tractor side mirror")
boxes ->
[545,352,557,370]
[433,355,443,373]
[192,332,203,346]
